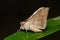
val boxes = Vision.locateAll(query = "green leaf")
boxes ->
[4,16,60,40]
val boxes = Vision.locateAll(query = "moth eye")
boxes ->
[20,22,25,26]
[20,22,23,25]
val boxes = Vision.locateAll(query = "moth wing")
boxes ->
[26,7,49,29]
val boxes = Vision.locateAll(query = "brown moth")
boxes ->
[20,7,49,32]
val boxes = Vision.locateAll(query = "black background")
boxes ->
[0,0,60,40]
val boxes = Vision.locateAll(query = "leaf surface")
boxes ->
[4,16,60,40]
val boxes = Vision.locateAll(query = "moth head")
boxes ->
[20,21,26,30]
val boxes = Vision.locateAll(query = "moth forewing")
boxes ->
[20,7,49,32]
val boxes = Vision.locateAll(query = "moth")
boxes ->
[20,7,49,32]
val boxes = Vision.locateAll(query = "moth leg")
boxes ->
[17,26,22,32]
